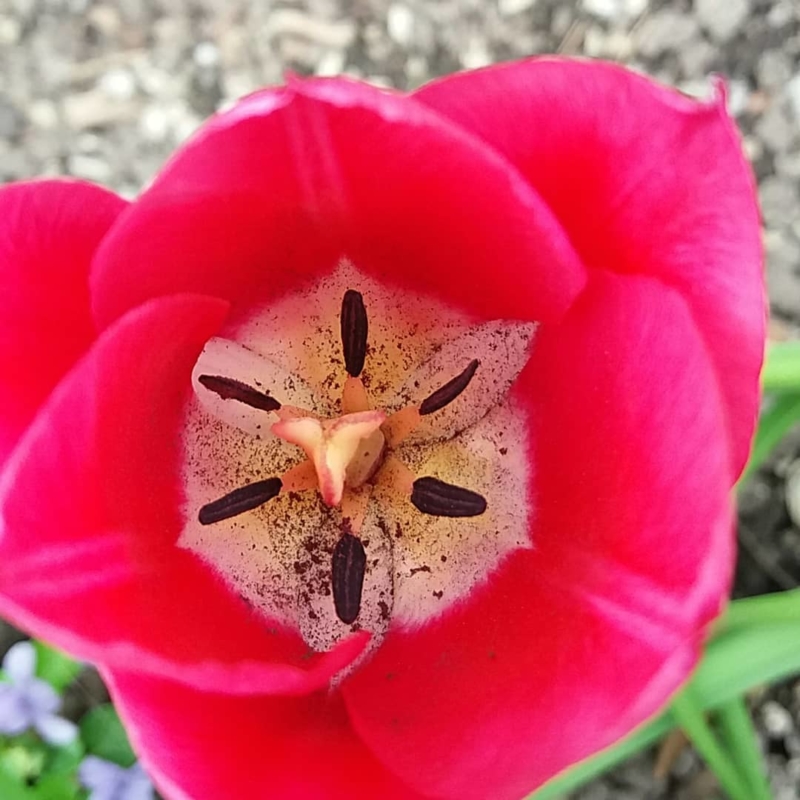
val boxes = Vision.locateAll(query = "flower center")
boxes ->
[179,260,535,658]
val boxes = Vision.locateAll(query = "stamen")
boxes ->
[279,460,318,493]
[379,456,416,496]
[383,360,480,447]
[198,374,281,412]
[419,359,480,416]
[342,376,370,414]
[332,532,367,624]
[341,485,372,536]
[410,476,487,518]
[198,477,283,524]
[340,289,368,378]
[381,406,417,447]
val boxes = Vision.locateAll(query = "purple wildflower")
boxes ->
[79,756,155,800]
[0,640,77,745]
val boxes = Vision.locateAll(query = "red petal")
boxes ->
[0,294,366,693]
[91,77,586,330]
[416,59,764,477]
[343,272,733,798]
[104,667,420,800]
[0,179,126,467]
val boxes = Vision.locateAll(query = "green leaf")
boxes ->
[44,738,84,777]
[0,749,80,800]
[30,774,79,800]
[32,642,81,693]
[692,621,800,706]
[739,392,800,485]
[761,341,800,394]
[715,589,800,635]
[0,766,37,800]
[0,742,46,784]
[670,688,752,800]
[715,697,771,800]
[79,705,135,767]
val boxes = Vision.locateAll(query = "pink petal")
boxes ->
[416,58,764,477]
[0,179,127,468]
[0,294,366,693]
[343,271,734,798]
[103,667,421,800]
[91,76,586,331]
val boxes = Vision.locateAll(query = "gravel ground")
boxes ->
[1,0,799,798]
[0,0,799,323]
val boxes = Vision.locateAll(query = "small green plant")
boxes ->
[0,641,153,799]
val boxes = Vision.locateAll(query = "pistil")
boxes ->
[272,410,387,506]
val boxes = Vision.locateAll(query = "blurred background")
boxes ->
[0,0,797,318]
[1,0,799,798]
[0,0,798,331]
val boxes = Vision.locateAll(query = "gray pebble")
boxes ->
[635,11,700,59]
[581,0,647,22]
[0,94,25,140]
[786,460,800,530]
[679,39,716,76]
[786,75,800,121]
[774,151,800,181]
[756,103,798,154]
[766,231,800,317]
[696,0,750,43]
[764,700,796,737]
[497,0,536,14]
[757,50,794,91]
[763,178,800,229]
[67,153,113,183]
[387,4,415,46]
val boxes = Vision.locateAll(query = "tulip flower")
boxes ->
[0,58,763,798]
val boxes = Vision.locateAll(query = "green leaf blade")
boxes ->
[761,341,800,394]
[79,705,135,768]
